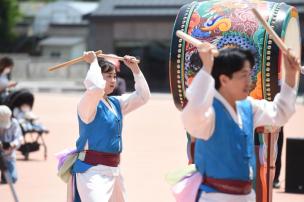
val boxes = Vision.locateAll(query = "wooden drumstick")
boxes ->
[98,54,140,64]
[176,30,219,57]
[252,8,302,72]
[48,50,103,72]
[48,51,140,72]
[252,8,288,54]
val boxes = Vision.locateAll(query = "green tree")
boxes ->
[0,0,20,51]
[19,0,55,2]
[17,0,99,2]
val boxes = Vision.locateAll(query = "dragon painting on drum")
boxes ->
[170,0,301,110]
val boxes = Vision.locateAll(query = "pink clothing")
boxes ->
[172,172,202,202]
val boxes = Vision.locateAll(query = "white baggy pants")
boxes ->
[76,165,126,202]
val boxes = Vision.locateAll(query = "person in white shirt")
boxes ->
[181,45,300,202]
[71,51,150,202]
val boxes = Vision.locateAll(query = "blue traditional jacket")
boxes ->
[72,96,123,173]
[195,98,256,193]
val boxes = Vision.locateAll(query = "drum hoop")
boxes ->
[169,1,198,110]
[261,3,282,101]
[261,3,300,101]
[280,6,301,92]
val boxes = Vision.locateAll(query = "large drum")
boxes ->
[169,0,301,110]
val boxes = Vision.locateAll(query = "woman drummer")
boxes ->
[71,51,150,202]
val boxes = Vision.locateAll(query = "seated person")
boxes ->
[0,57,17,102]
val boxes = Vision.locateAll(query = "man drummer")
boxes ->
[181,45,300,201]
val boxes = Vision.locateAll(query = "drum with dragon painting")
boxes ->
[169,0,301,110]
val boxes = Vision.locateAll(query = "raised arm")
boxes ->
[78,52,105,124]
[182,43,216,140]
[252,49,300,128]
[116,56,150,115]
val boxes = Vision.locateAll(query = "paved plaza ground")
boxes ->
[0,93,304,202]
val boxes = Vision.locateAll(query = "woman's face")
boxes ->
[102,69,117,95]
[2,67,12,75]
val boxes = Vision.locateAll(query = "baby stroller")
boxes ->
[3,89,49,160]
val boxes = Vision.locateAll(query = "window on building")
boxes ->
[115,41,170,92]
[50,51,61,58]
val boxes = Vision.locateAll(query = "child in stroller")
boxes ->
[0,56,49,160]
[4,89,49,160]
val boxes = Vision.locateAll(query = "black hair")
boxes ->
[0,57,14,74]
[97,58,116,73]
[211,48,255,89]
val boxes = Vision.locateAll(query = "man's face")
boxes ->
[223,60,252,101]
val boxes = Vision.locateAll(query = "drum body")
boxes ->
[169,0,301,110]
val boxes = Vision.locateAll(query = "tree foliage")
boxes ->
[0,0,20,51]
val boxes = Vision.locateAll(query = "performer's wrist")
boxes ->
[131,67,140,75]
[284,73,296,89]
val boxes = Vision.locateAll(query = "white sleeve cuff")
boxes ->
[133,71,144,81]
[280,82,297,99]
[84,59,106,90]
[186,68,215,106]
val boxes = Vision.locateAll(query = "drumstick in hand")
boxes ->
[176,30,219,57]
[48,50,103,72]
[97,54,140,64]
[48,51,140,72]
